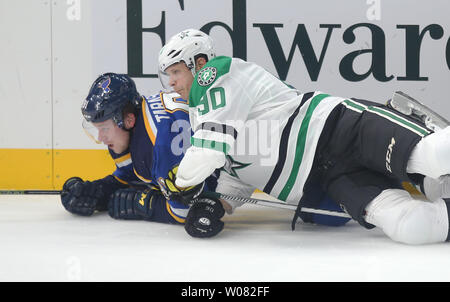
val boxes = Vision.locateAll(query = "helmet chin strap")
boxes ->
[191,56,208,76]
[185,59,196,77]
[190,62,204,77]
[116,117,134,132]
[112,115,124,130]
[190,67,196,77]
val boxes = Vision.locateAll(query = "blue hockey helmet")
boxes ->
[82,73,141,129]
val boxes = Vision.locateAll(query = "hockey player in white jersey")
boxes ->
[158,28,450,245]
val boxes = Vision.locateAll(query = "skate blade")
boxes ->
[388,91,450,131]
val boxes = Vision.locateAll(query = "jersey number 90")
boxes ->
[197,87,226,116]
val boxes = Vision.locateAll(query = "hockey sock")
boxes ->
[365,189,449,244]
[421,176,450,201]
[407,126,450,179]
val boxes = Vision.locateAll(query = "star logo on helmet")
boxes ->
[197,67,217,86]
[179,31,189,39]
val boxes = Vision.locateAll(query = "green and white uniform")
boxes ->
[174,55,450,245]
[175,56,346,205]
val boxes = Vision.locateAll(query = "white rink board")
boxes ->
[1,0,450,149]
[0,0,53,149]
[1,195,450,282]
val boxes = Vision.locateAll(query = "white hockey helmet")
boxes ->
[158,29,216,90]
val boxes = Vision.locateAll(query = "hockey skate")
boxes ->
[387,91,450,131]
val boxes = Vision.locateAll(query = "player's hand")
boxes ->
[108,188,154,220]
[158,166,204,205]
[60,177,105,216]
[184,196,225,238]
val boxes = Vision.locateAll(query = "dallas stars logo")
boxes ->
[222,156,251,178]
[197,67,217,86]
[179,30,189,39]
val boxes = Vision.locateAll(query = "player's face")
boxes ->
[93,119,130,154]
[165,62,194,100]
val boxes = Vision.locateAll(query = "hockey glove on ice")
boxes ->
[61,177,107,216]
[158,166,204,206]
[108,187,155,220]
[184,196,225,238]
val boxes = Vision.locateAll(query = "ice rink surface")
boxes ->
[1,194,450,282]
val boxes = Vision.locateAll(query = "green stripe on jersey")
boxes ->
[342,99,430,137]
[189,56,232,108]
[278,93,330,201]
[368,106,430,136]
[342,99,366,112]
[191,137,231,154]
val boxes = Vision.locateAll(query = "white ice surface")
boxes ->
[1,194,450,282]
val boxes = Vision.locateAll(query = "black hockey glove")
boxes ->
[158,166,204,206]
[108,188,155,220]
[61,177,106,216]
[184,196,225,238]
[60,175,126,216]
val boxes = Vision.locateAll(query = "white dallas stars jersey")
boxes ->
[176,56,346,205]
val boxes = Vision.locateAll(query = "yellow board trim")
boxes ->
[0,149,425,200]
[0,148,115,190]
[0,149,53,190]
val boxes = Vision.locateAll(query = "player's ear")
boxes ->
[123,112,136,129]
[195,56,207,72]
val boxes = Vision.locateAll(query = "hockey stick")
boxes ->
[0,189,351,218]
[217,193,351,218]
[0,190,61,195]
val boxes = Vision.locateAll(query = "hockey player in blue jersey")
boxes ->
[60,73,223,231]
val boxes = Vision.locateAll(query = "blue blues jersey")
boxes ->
[108,92,214,224]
